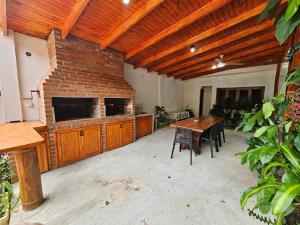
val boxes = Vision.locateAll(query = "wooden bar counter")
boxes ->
[0,122,45,211]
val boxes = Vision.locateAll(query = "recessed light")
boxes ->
[123,0,130,4]
[212,65,217,69]
[190,45,196,53]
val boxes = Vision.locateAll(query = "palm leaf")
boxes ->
[280,145,300,176]
[272,183,300,217]
[241,184,279,209]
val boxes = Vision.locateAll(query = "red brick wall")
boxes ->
[39,29,135,168]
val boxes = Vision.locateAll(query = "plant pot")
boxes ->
[0,193,9,225]
[0,212,9,225]
[285,204,300,225]
[157,121,165,129]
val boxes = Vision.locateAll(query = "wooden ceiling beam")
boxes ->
[137,1,282,68]
[168,34,277,77]
[160,31,275,75]
[149,21,273,72]
[0,0,7,36]
[180,49,284,80]
[182,59,281,80]
[61,0,90,39]
[100,0,164,50]
[125,0,231,60]
[178,46,285,79]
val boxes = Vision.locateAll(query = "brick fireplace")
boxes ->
[39,29,135,168]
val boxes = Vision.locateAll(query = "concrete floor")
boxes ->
[11,128,261,225]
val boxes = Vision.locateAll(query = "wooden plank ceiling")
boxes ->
[2,0,287,80]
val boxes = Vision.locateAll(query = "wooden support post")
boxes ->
[274,58,282,96]
[14,147,44,211]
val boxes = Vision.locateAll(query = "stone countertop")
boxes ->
[0,121,46,153]
[135,113,154,118]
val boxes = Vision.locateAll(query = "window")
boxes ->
[216,87,265,104]
[251,88,264,104]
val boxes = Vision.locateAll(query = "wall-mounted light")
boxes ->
[123,0,130,4]
[190,45,196,53]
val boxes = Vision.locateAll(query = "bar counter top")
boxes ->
[0,121,46,153]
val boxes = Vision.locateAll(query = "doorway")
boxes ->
[199,86,212,116]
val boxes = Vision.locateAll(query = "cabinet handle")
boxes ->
[120,123,123,128]
[82,130,84,136]
[80,130,83,136]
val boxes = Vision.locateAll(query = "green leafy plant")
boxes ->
[237,77,300,224]
[0,154,16,219]
[238,1,300,223]
[258,0,300,44]
[155,106,169,123]
[210,98,257,127]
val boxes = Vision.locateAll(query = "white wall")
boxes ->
[183,64,288,116]
[124,64,184,113]
[0,30,23,122]
[124,64,160,113]
[0,31,50,123]
[161,76,184,112]
[14,32,50,121]
[202,86,212,116]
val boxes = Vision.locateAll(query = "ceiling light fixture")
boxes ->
[123,0,130,4]
[190,45,196,53]
[212,62,226,69]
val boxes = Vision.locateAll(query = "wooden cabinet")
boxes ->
[136,115,153,139]
[36,131,50,172]
[56,128,82,166]
[106,120,133,150]
[82,125,101,157]
[56,125,101,166]
[106,122,122,150]
[122,120,133,145]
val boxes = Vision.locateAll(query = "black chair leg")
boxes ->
[215,140,219,152]
[171,138,176,159]
[190,146,192,165]
[179,144,182,152]
[210,141,214,158]
[218,133,222,147]
[222,130,225,143]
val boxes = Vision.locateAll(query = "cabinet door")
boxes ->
[136,117,144,139]
[122,120,133,145]
[36,132,49,172]
[143,116,153,136]
[82,125,101,157]
[106,122,121,150]
[57,128,82,166]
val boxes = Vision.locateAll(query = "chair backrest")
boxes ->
[175,128,193,144]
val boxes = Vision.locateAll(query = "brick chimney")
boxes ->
[39,29,135,168]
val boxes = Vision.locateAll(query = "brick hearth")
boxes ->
[39,29,135,168]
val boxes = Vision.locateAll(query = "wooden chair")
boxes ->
[171,128,193,165]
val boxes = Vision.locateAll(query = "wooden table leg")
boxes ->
[193,132,202,155]
[14,147,44,211]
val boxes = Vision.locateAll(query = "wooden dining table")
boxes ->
[170,116,222,154]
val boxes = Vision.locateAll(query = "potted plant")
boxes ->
[155,106,169,129]
[0,183,11,225]
[0,154,15,225]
